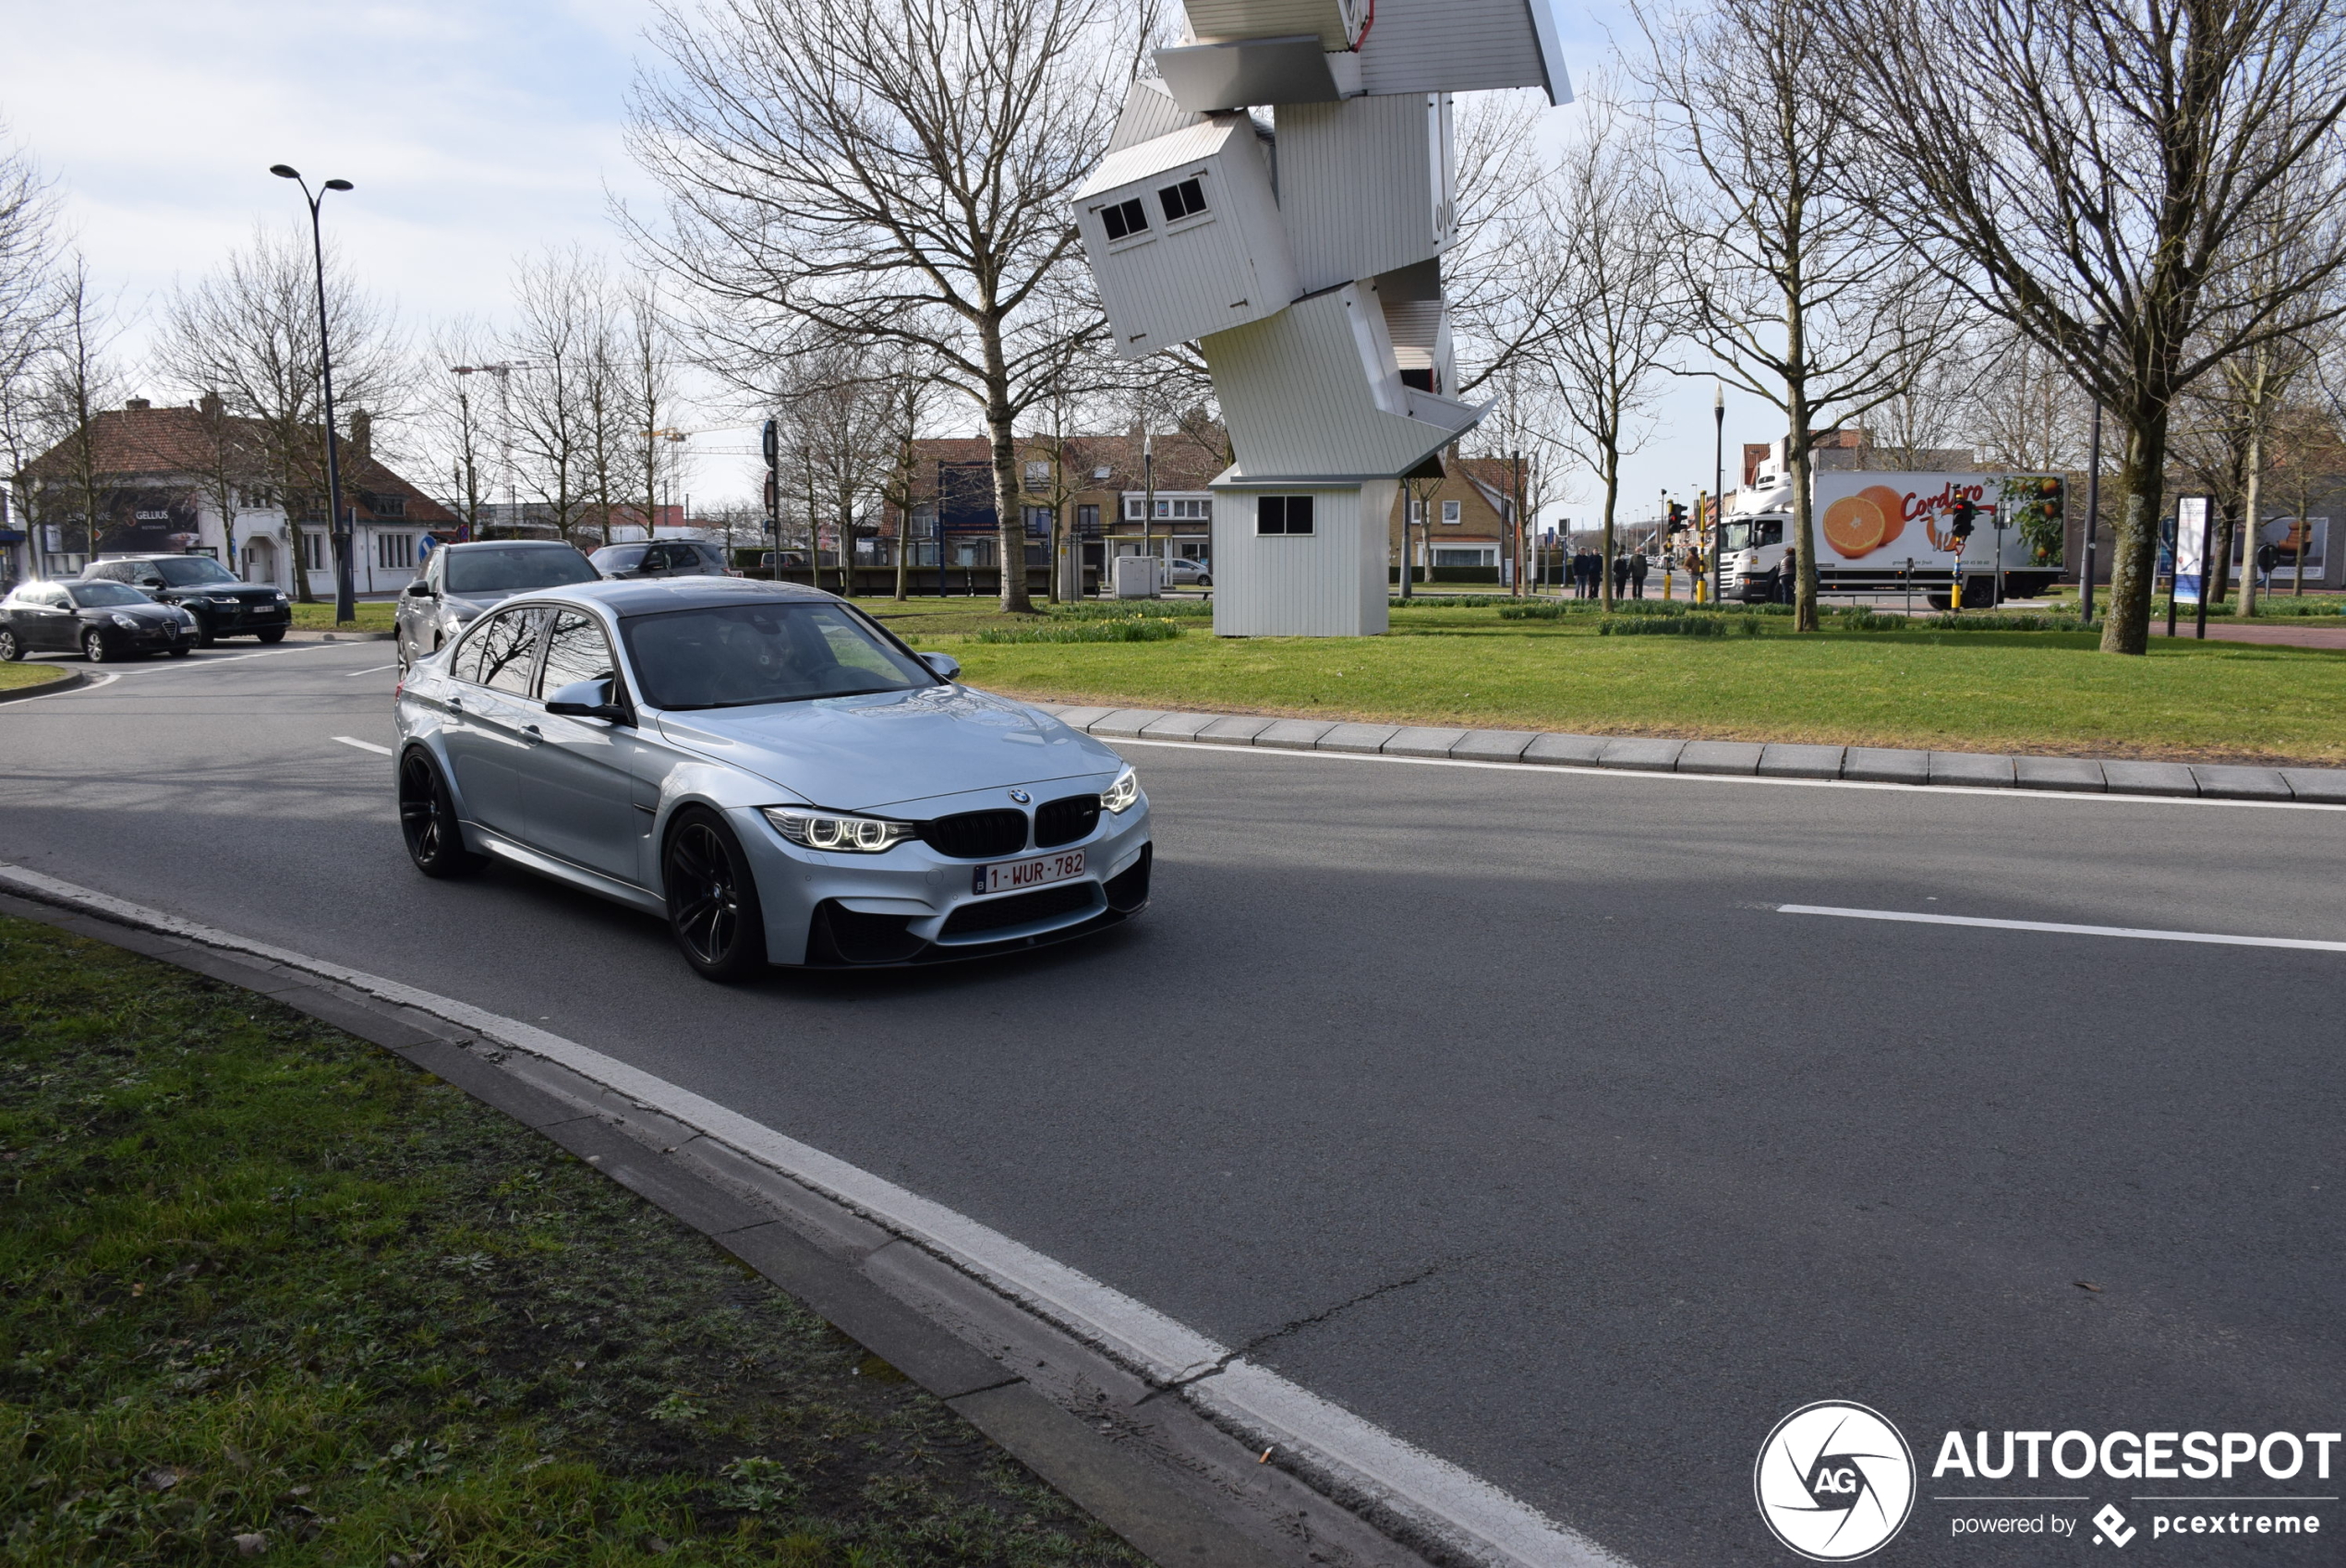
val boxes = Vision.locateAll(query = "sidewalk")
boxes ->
[1035,703,2346,804]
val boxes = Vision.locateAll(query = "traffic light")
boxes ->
[1949,496,1977,543]
[1666,501,1687,534]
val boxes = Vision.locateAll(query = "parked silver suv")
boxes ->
[394,540,599,673]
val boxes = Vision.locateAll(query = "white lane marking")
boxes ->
[1106,736,2346,813]
[1778,903,2346,953]
[332,736,393,755]
[0,862,1624,1568]
[344,664,397,677]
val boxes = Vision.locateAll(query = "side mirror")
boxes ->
[918,651,961,681]
[545,677,629,724]
[405,580,434,598]
[139,577,165,591]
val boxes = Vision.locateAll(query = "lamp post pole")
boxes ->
[1711,382,1725,606]
[271,164,356,624]
[2079,324,2110,626]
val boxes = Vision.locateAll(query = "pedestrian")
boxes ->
[1777,549,1797,604]
[1612,553,1631,597]
[1629,549,1650,599]
[1573,549,1592,598]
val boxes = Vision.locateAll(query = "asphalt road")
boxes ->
[4,643,2340,1567]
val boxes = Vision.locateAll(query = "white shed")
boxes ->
[1355,0,1572,103]
[1074,115,1297,359]
[1275,92,1455,293]
[1178,0,1368,50]
[1206,479,1396,637]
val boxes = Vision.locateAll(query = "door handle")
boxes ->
[447,695,466,713]
[518,724,542,744]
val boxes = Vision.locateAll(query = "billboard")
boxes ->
[937,463,997,536]
[2173,495,2212,604]
[1810,472,2062,571]
[95,488,201,556]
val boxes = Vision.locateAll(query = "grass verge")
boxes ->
[936,606,2346,766]
[289,603,395,633]
[0,916,1138,1567]
[0,665,70,694]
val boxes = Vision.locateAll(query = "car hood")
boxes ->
[88,602,185,621]
[654,685,1122,812]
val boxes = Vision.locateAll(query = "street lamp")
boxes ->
[271,163,357,623]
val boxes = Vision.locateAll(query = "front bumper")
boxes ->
[191,598,290,633]
[732,795,1154,967]
[103,620,192,649]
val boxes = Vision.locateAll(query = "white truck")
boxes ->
[1720,462,2066,608]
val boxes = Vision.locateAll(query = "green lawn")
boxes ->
[289,602,395,633]
[929,607,2346,766]
[0,918,1138,1568]
[0,664,71,694]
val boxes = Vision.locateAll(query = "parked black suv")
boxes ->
[80,555,292,645]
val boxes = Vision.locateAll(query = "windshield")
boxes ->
[70,582,153,607]
[589,546,647,570]
[622,601,937,711]
[444,546,599,595]
[151,557,238,586]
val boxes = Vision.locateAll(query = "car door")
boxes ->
[512,609,647,884]
[23,585,76,650]
[438,606,544,838]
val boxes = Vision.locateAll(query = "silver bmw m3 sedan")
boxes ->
[392,578,1151,979]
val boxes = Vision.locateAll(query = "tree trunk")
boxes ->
[980,321,1032,614]
[2209,504,2236,609]
[1599,458,1619,611]
[2237,424,2263,616]
[2098,417,2169,655]
[286,519,317,603]
[1786,401,1820,633]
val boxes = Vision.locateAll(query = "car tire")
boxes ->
[83,631,111,664]
[398,749,485,878]
[661,807,768,982]
[166,645,192,657]
[188,615,217,648]
[1197,574,1211,587]
[257,627,287,644]
[0,629,18,662]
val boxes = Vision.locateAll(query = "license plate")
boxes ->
[973,849,1084,896]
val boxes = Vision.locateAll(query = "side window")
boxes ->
[480,607,545,695]
[1256,495,1315,537]
[538,610,615,698]
[39,585,69,609]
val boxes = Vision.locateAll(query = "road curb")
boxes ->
[1027,704,2346,804]
[0,871,1621,1568]
[0,669,84,704]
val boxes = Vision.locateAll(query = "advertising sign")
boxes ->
[96,488,201,556]
[2173,495,2211,604]
[1810,472,2061,571]
[936,462,997,536]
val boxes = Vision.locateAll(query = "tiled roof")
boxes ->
[17,404,455,525]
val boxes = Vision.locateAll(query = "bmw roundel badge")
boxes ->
[1008,789,1032,803]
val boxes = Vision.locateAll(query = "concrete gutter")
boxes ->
[1039,706,2346,804]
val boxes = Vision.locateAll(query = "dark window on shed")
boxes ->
[1158,177,1208,222]
[1256,495,1314,537]
[1099,198,1149,240]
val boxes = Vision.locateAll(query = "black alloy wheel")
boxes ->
[82,630,111,664]
[188,613,217,648]
[257,627,286,644]
[0,629,18,662]
[398,749,485,878]
[661,808,768,982]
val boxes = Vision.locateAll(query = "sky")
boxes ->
[1,0,1744,523]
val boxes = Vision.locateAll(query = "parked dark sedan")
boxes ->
[79,554,290,645]
[0,579,198,662]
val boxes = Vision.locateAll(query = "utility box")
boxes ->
[1075,115,1297,359]
[1113,556,1162,598]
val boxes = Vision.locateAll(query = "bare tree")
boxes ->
[1445,92,1572,397]
[1832,0,2346,652]
[420,318,499,535]
[503,247,605,543]
[1526,91,1683,609]
[1641,0,1944,630]
[622,276,686,543]
[12,258,127,571]
[1966,323,2097,472]
[630,0,1119,614]
[158,226,403,601]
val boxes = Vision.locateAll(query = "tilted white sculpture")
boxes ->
[1075,0,1570,635]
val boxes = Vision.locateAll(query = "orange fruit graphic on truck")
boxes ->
[1820,486,1907,559]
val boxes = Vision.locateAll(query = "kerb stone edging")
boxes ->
[1030,704,2346,804]
[0,669,86,704]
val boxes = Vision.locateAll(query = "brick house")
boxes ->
[879,428,1231,582]
[1386,450,1520,576]
[9,397,456,595]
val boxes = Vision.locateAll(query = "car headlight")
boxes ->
[210,595,241,605]
[109,612,139,630]
[1102,765,1141,814]
[761,806,916,853]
